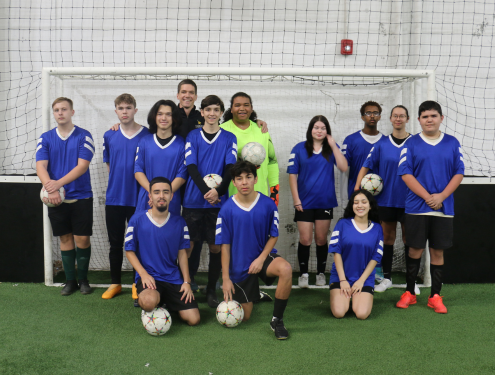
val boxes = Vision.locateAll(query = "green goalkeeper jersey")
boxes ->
[220,120,279,197]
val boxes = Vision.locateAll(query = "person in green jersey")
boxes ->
[220,92,280,206]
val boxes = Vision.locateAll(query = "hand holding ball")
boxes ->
[40,186,65,207]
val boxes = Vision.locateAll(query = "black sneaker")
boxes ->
[60,280,79,296]
[79,279,92,295]
[259,291,273,302]
[270,318,289,340]
[133,299,140,308]
[206,289,219,308]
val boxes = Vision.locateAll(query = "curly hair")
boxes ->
[343,189,380,223]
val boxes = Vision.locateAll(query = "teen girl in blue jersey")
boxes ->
[288,115,348,288]
[329,190,383,320]
[355,105,412,292]
[134,100,188,216]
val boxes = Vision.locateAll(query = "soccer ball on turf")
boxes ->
[40,186,65,207]
[360,173,384,196]
[203,173,222,189]
[216,300,244,328]
[141,307,172,336]
[241,142,266,166]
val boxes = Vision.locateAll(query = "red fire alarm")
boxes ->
[341,39,353,55]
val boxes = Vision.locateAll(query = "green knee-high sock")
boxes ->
[61,249,77,281]
[76,246,91,281]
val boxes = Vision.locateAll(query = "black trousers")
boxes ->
[105,205,136,284]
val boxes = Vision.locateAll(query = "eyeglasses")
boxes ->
[392,115,407,119]
[364,112,381,117]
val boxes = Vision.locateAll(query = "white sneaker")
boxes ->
[298,273,309,288]
[375,278,393,292]
[415,283,421,295]
[315,273,326,286]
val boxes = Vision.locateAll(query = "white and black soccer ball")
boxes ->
[241,142,266,166]
[360,173,384,196]
[203,173,222,189]
[40,186,65,207]
[216,300,244,328]
[141,307,172,336]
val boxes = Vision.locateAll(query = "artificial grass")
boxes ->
[1,279,494,375]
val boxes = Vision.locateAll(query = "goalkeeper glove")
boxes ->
[270,184,279,206]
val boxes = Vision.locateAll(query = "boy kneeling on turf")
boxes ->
[216,161,292,339]
[396,101,464,314]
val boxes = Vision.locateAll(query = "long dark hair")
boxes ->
[304,115,333,161]
[147,100,182,135]
[222,92,258,123]
[343,189,380,223]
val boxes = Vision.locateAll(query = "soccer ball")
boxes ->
[216,300,244,328]
[241,142,266,166]
[40,186,65,207]
[203,173,222,189]
[141,307,172,336]
[360,173,384,196]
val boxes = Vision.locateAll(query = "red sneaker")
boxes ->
[428,294,448,314]
[396,291,417,309]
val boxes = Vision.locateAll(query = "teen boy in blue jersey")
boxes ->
[396,101,464,314]
[216,161,292,340]
[125,177,200,326]
[329,190,383,320]
[183,95,238,308]
[36,97,95,296]
[342,101,383,200]
[102,94,149,300]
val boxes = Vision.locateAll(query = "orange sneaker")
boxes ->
[428,294,447,313]
[102,284,122,299]
[396,291,417,309]
[132,283,138,300]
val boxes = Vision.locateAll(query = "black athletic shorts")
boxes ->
[405,214,453,250]
[137,280,198,312]
[232,253,281,304]
[378,206,405,223]
[329,281,374,295]
[294,208,333,223]
[48,198,93,237]
[182,207,220,244]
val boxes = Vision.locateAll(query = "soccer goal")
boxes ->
[41,67,436,288]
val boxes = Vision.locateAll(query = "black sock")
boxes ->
[382,244,394,280]
[430,264,443,297]
[316,244,328,274]
[406,254,421,295]
[273,298,288,320]
[207,252,221,291]
[297,243,310,276]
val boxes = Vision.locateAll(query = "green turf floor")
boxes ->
[1,278,495,375]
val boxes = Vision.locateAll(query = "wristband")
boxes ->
[183,281,190,284]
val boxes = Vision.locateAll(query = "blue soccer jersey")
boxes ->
[36,126,94,200]
[125,211,190,284]
[342,131,383,198]
[215,193,279,283]
[363,134,411,208]
[134,134,188,215]
[329,218,384,288]
[287,142,339,209]
[103,126,149,207]
[183,128,237,208]
[398,133,464,216]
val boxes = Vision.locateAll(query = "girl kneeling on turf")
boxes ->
[329,189,383,320]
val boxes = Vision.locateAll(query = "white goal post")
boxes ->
[41,67,436,288]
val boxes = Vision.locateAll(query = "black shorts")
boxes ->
[405,214,453,250]
[48,198,93,237]
[329,282,374,295]
[137,280,198,312]
[294,208,333,223]
[232,253,281,304]
[182,207,220,244]
[378,206,405,223]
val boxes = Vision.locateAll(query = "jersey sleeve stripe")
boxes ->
[185,142,191,150]
[184,235,190,239]
[233,143,238,150]
[379,240,383,247]
[330,238,338,244]
[36,145,42,153]
[400,148,407,157]
[377,249,383,255]
[331,230,339,236]
[84,143,95,155]
[398,156,407,166]
[342,151,346,155]
[184,226,189,232]
[37,138,42,145]
[460,156,464,161]
[366,153,371,158]
[185,150,192,158]
[288,161,294,166]
[125,235,133,242]
[232,150,237,158]
[85,136,95,148]
[342,144,347,149]
[274,211,279,219]
[216,218,222,224]
[215,228,221,235]
[127,227,133,233]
